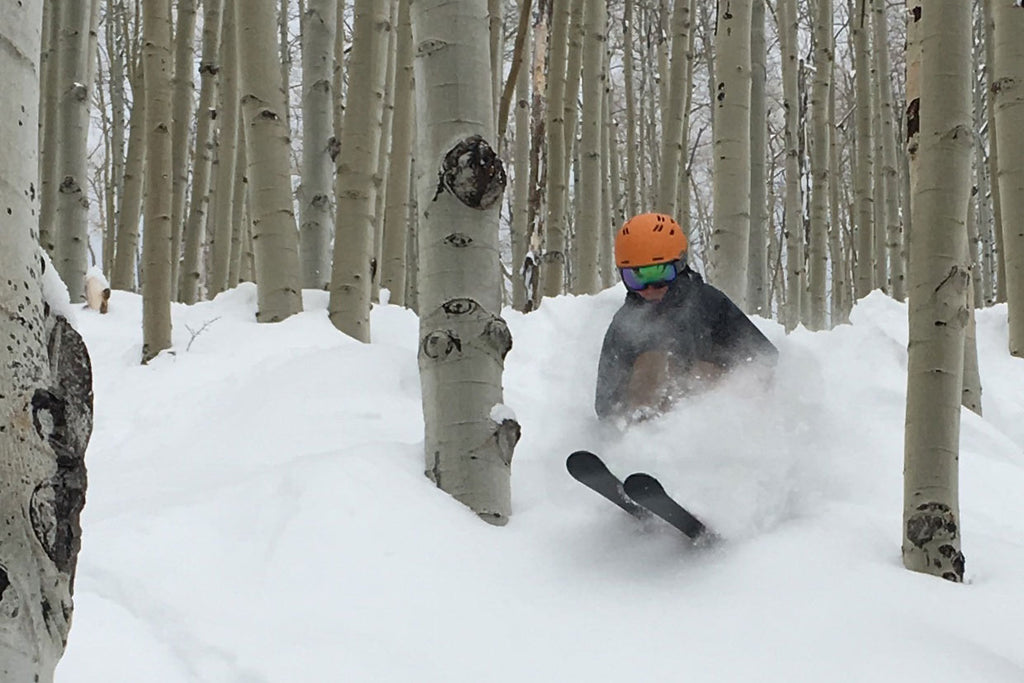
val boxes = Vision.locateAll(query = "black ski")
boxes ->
[566,450,650,519]
[623,473,716,544]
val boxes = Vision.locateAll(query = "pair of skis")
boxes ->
[566,450,717,545]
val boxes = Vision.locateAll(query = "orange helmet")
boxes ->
[614,213,687,267]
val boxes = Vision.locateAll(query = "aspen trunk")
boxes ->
[54,0,98,301]
[373,4,400,302]
[411,0,520,524]
[170,0,197,297]
[852,0,875,297]
[902,0,971,583]
[103,2,129,279]
[873,0,904,300]
[299,0,338,290]
[111,65,146,292]
[236,0,304,322]
[541,0,572,297]
[747,0,768,316]
[575,0,606,294]
[511,0,532,310]
[982,0,1006,304]
[656,0,691,218]
[328,0,391,340]
[180,0,224,304]
[807,0,832,329]
[622,0,639,218]
[779,0,802,330]
[709,0,753,308]
[381,0,415,306]
[1,4,92,676]
[209,0,240,297]
[38,1,60,259]
[990,0,1024,356]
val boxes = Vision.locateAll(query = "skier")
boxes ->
[595,212,778,422]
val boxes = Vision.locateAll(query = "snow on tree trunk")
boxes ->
[327,0,391,341]
[990,0,1024,357]
[902,0,971,583]
[411,0,520,524]
[236,0,304,322]
[141,0,175,363]
[1,2,91,677]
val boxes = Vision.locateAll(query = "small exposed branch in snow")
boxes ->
[184,317,221,352]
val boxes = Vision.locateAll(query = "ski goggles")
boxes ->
[620,262,681,291]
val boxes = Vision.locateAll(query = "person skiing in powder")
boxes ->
[595,212,778,422]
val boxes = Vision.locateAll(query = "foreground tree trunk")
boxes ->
[990,0,1024,356]
[411,0,520,524]
[902,0,971,583]
[141,0,175,363]
[236,0,304,322]
[1,3,92,678]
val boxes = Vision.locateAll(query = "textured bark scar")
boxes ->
[434,135,506,210]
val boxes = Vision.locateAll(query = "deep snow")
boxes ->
[57,284,1024,682]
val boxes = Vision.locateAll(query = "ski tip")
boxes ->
[566,450,599,471]
[622,472,664,496]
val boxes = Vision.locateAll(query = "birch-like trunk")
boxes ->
[111,65,146,292]
[902,0,971,583]
[852,0,875,297]
[373,5,400,302]
[656,0,691,218]
[747,0,768,316]
[236,0,304,322]
[622,0,639,218]
[141,0,174,363]
[209,0,240,297]
[38,1,60,258]
[778,0,802,330]
[510,0,532,310]
[54,0,97,301]
[411,0,520,524]
[709,0,752,307]
[990,0,1024,356]
[873,0,903,300]
[982,0,1006,304]
[381,0,415,306]
[541,0,572,297]
[103,2,128,279]
[179,0,224,304]
[299,0,338,290]
[1,5,91,678]
[170,0,197,297]
[575,0,606,294]
[806,0,832,329]
[327,0,391,340]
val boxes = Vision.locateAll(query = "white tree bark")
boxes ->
[209,0,240,296]
[747,0,768,316]
[411,0,520,524]
[38,1,60,259]
[656,0,692,219]
[778,0,801,330]
[710,0,752,309]
[141,0,175,363]
[806,0,832,329]
[236,0,304,322]
[873,0,904,301]
[990,0,1024,356]
[622,0,639,218]
[180,0,224,304]
[852,0,875,298]
[299,0,338,290]
[169,0,198,296]
[510,0,532,310]
[575,0,606,294]
[328,0,391,340]
[902,0,971,583]
[54,0,98,301]
[111,63,146,292]
[1,2,91,677]
[541,0,572,298]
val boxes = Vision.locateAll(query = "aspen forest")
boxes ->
[4,0,1024,676]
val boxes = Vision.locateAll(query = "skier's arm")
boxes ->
[595,324,636,420]
[709,293,779,372]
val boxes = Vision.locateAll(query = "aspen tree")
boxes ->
[657,0,692,218]
[103,2,129,279]
[872,0,903,300]
[541,0,572,297]
[902,0,971,583]
[141,0,175,363]
[1,7,92,678]
[510,0,533,310]
[328,0,391,340]
[576,0,606,294]
[990,0,1024,356]
[38,1,60,259]
[170,0,197,296]
[111,62,146,292]
[236,0,304,322]
[209,0,240,296]
[411,0,519,524]
[982,0,1006,304]
[852,0,875,297]
[54,0,99,301]
[373,2,400,304]
[299,0,338,290]
[381,0,415,306]
[710,0,753,308]
[622,0,639,218]
[180,0,224,304]
[778,0,802,330]
[748,0,768,316]
[807,0,833,329]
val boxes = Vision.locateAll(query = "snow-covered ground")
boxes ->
[58,284,1024,682]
